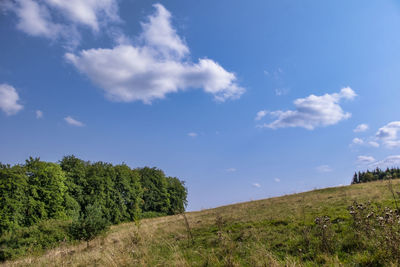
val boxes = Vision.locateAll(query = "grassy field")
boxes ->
[3,180,400,266]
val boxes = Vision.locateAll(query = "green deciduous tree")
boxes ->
[24,158,67,225]
[139,167,171,214]
[166,176,187,214]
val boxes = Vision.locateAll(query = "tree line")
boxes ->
[351,167,400,184]
[0,156,187,251]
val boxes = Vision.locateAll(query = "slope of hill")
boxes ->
[3,180,400,266]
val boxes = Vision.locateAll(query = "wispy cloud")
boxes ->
[226,168,236,172]
[368,141,380,148]
[3,0,120,48]
[350,137,379,148]
[362,155,400,169]
[357,155,375,164]
[374,155,400,168]
[65,4,244,103]
[187,132,198,137]
[64,116,84,127]
[263,68,283,80]
[252,183,261,188]
[274,88,288,96]
[0,84,23,115]
[316,165,333,173]
[257,87,356,130]
[36,110,43,119]
[274,178,281,182]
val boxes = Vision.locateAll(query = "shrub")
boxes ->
[140,211,167,219]
[69,204,109,247]
[0,219,71,261]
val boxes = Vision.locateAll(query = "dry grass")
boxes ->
[2,180,399,266]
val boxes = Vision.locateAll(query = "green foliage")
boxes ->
[352,167,400,184]
[166,176,188,214]
[69,203,109,243]
[0,219,71,261]
[24,158,68,224]
[0,164,28,234]
[139,167,171,214]
[114,164,143,222]
[140,211,167,219]
[0,156,187,261]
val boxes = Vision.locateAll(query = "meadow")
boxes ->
[3,179,400,266]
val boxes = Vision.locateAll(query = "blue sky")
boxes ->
[1,0,400,210]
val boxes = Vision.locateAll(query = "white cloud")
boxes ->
[187,132,197,137]
[43,0,119,32]
[354,123,369,133]
[252,183,261,188]
[357,155,375,164]
[352,137,364,145]
[36,110,43,118]
[3,0,119,47]
[274,178,280,182]
[140,4,188,59]
[275,88,288,96]
[255,110,267,121]
[368,141,380,148]
[316,165,333,173]
[264,68,283,79]
[373,155,400,169]
[0,84,23,115]
[64,116,84,127]
[65,4,244,103]
[12,0,62,39]
[257,87,356,130]
[226,168,236,172]
[376,121,400,148]
[350,138,379,148]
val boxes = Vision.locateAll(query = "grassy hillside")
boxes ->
[3,180,400,266]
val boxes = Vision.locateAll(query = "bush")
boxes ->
[0,219,71,261]
[140,211,167,219]
[69,204,109,247]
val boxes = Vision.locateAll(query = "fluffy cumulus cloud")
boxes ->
[257,87,356,130]
[3,0,119,46]
[352,137,364,145]
[354,123,369,133]
[255,110,267,121]
[65,4,244,103]
[64,116,85,127]
[11,0,62,39]
[376,121,400,148]
[0,84,24,115]
[43,0,119,31]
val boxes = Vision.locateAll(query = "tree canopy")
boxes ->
[352,167,400,184]
[0,156,187,235]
